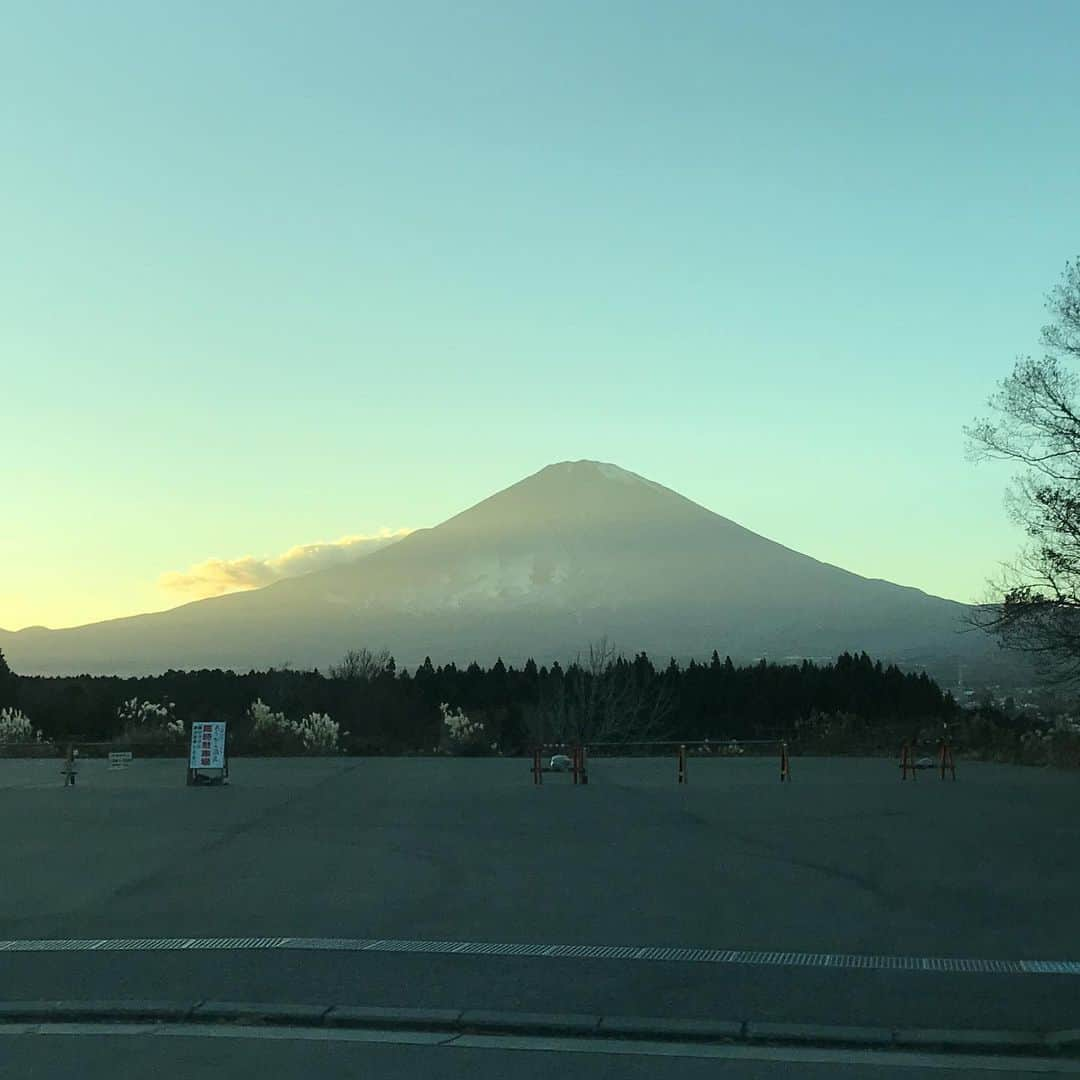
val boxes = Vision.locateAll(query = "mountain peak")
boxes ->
[539,460,659,487]
[0,460,978,676]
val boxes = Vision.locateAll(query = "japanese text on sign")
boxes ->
[189,721,226,769]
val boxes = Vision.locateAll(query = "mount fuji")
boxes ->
[1,461,987,676]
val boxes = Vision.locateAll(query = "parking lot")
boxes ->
[1,754,1077,1035]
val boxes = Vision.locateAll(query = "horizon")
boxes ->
[7,3,1080,631]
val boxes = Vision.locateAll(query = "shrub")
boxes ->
[0,707,44,743]
[246,699,339,754]
[440,702,488,755]
[116,698,184,742]
[247,698,301,754]
[296,712,340,754]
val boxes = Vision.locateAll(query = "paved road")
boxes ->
[1,755,1077,1035]
[2,1027,1076,1080]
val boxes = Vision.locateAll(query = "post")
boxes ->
[532,747,542,785]
[572,745,580,785]
[939,740,956,781]
[63,743,77,787]
[900,743,916,780]
[677,744,687,784]
[780,741,791,782]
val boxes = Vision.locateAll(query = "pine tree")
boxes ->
[0,648,15,708]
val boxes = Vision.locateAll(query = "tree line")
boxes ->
[1,644,956,754]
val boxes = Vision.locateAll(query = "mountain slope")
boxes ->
[2,461,984,675]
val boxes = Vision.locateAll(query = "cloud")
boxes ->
[159,530,411,598]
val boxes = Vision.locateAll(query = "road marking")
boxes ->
[0,935,1076,975]
[0,1023,1076,1072]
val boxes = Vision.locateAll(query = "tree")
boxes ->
[966,257,1080,678]
[0,649,15,709]
[530,638,677,745]
[327,648,394,682]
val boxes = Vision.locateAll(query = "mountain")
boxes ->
[1,461,994,677]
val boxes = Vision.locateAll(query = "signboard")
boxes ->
[189,722,227,770]
[108,751,133,770]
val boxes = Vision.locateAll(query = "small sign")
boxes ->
[189,722,227,770]
[108,751,133,770]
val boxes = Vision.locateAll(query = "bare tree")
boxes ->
[966,257,1080,679]
[327,648,394,682]
[529,638,677,745]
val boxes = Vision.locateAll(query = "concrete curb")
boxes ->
[0,1001,1075,1057]
[326,1006,463,1029]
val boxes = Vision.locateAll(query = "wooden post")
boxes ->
[677,744,687,784]
[780,741,791,782]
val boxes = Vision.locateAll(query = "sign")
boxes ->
[108,751,133,770]
[189,722,227,770]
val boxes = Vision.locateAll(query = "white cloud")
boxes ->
[159,530,411,598]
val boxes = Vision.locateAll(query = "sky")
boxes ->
[3,0,1079,630]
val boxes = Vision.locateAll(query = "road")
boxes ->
[3,1025,1077,1079]
[0,753,1077,1066]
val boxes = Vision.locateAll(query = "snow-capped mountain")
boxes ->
[1,461,984,675]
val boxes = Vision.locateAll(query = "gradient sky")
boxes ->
[4,1,1079,630]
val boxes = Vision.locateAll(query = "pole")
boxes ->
[677,744,687,784]
[901,743,916,780]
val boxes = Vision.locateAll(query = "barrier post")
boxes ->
[939,740,956,781]
[532,747,542,785]
[62,744,77,787]
[780,741,791,782]
[580,744,588,785]
[900,743,916,780]
[572,745,580,785]
[677,744,687,784]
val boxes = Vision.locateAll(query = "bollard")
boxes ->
[780,741,791,782]
[900,743,916,780]
[62,744,77,787]
[532,747,543,785]
[939,741,956,781]
[572,745,580,785]
[677,744,687,784]
[580,744,588,785]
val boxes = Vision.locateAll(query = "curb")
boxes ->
[0,1001,1075,1057]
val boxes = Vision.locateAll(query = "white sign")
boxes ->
[189,722,227,770]
[108,751,133,770]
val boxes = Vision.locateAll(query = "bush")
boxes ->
[0,707,44,744]
[116,698,184,742]
[246,699,339,755]
[296,712,340,754]
[440,703,489,755]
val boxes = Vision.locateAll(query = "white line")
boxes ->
[0,935,1076,976]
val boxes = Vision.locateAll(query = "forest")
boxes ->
[1,644,960,755]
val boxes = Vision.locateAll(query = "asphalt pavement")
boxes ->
[0,754,1077,1047]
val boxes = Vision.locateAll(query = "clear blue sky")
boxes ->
[4,1,1079,628]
